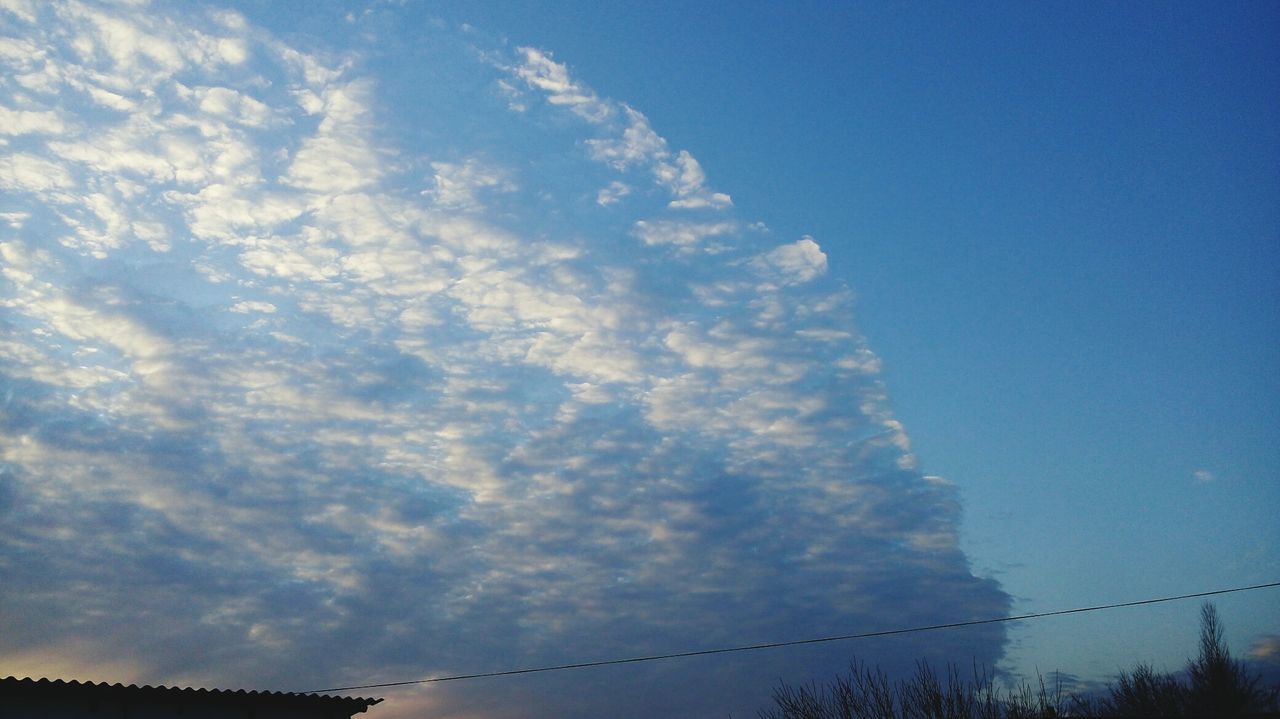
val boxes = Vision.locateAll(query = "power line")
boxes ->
[306,580,1280,694]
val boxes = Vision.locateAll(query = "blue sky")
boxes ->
[1,2,1277,718]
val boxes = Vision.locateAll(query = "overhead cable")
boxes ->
[306,579,1280,693]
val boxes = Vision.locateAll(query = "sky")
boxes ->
[0,1,1277,717]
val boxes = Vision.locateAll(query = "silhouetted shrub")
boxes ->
[1098,662,1185,716]
[757,603,1278,718]
[1184,603,1276,716]
[758,659,1071,719]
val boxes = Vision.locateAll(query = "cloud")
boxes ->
[1249,635,1280,662]
[185,85,275,127]
[658,150,733,210]
[0,152,75,192]
[284,80,384,194]
[511,47,611,123]
[510,53,731,212]
[595,180,630,206]
[1193,469,1215,483]
[0,210,30,228]
[229,300,277,314]
[0,0,39,23]
[0,4,1009,719]
[1246,635,1280,689]
[586,105,666,169]
[632,219,736,248]
[425,159,516,212]
[0,104,67,135]
[750,236,829,286]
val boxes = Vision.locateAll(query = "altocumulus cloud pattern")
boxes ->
[0,3,1008,717]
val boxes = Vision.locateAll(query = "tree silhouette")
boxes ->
[758,659,1070,718]
[757,602,1279,718]
[1103,662,1185,716]
[1183,603,1275,716]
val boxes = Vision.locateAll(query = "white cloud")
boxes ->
[0,152,75,192]
[0,6,1008,718]
[658,150,733,209]
[512,47,611,122]
[45,95,254,188]
[661,150,705,196]
[0,210,30,228]
[284,80,384,194]
[425,158,516,212]
[632,219,736,248]
[165,184,307,241]
[0,0,39,23]
[751,236,828,285]
[63,2,186,74]
[80,83,138,111]
[0,104,66,135]
[507,51,732,213]
[0,36,43,68]
[1193,469,1215,483]
[586,105,666,168]
[667,192,733,210]
[190,85,274,127]
[596,180,631,206]
[237,240,342,282]
[229,300,277,314]
[835,348,884,374]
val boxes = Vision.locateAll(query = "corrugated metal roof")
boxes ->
[0,676,382,714]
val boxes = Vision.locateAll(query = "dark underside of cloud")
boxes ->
[0,2,1008,717]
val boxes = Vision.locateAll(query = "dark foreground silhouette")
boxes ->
[758,603,1279,718]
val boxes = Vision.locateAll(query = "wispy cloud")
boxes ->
[511,47,611,123]
[507,51,732,212]
[0,3,1008,718]
[1250,635,1280,661]
[595,180,630,206]
[632,219,736,249]
[425,159,517,213]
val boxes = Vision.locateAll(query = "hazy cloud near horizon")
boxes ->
[0,3,1008,717]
